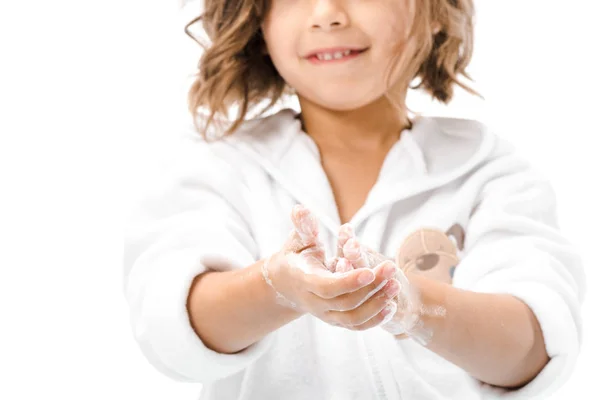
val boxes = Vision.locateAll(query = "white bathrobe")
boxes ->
[122,108,585,399]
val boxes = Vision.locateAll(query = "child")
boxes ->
[123,0,585,398]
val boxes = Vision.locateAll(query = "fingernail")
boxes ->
[384,280,399,297]
[358,270,375,285]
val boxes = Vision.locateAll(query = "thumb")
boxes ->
[291,204,320,246]
[284,204,326,264]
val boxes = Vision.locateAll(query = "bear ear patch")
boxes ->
[446,223,466,251]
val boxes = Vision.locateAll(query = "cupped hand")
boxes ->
[262,205,401,330]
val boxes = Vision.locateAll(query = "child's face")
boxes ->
[261,0,412,111]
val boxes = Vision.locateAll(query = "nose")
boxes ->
[310,0,349,31]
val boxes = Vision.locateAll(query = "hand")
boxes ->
[262,205,401,331]
[330,223,393,271]
[332,228,440,344]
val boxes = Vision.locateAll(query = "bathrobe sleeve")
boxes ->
[452,137,586,399]
[122,137,274,383]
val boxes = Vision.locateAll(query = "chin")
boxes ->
[300,89,381,112]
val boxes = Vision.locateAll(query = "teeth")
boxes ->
[316,49,352,61]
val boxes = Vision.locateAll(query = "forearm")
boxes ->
[187,257,304,354]
[404,273,549,388]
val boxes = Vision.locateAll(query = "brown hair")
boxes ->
[184,0,481,141]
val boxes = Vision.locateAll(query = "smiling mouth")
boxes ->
[306,48,368,64]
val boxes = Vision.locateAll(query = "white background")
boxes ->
[0,1,598,399]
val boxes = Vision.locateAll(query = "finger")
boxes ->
[342,238,391,270]
[282,228,306,253]
[301,243,326,263]
[305,268,376,299]
[380,309,417,337]
[283,228,323,258]
[337,224,355,258]
[335,258,353,273]
[291,204,320,246]
[352,301,398,331]
[327,280,400,327]
[362,245,392,268]
[291,205,327,263]
[343,238,369,269]
[328,262,399,311]
[325,256,339,273]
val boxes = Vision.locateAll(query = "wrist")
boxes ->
[405,272,452,340]
[260,253,305,318]
[381,271,448,344]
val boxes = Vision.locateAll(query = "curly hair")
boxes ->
[185,0,481,141]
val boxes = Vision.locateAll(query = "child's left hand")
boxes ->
[331,224,431,342]
[326,224,392,272]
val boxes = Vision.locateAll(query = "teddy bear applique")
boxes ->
[394,223,465,284]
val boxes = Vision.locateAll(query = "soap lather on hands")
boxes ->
[331,220,435,343]
[333,219,443,344]
[261,205,402,331]
[263,204,437,343]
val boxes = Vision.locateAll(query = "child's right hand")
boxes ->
[262,205,401,331]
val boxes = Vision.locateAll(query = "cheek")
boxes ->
[370,19,412,89]
[369,0,412,48]
[374,13,407,52]
[262,24,297,68]
[267,47,296,84]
